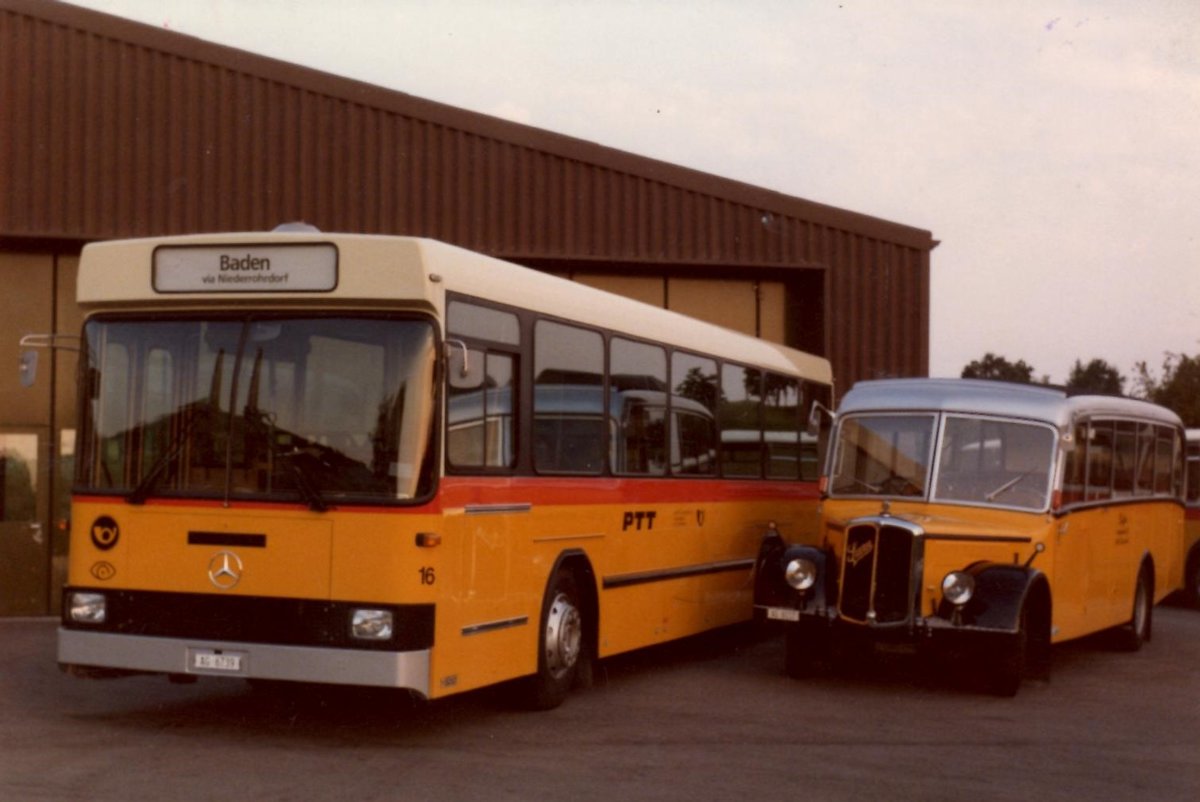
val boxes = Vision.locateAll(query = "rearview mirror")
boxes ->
[19,350,37,387]
[806,401,832,437]
[446,340,485,390]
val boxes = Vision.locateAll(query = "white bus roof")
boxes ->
[838,378,1182,430]
[78,231,831,385]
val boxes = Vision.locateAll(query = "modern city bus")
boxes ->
[1184,429,1200,606]
[53,229,832,709]
[755,378,1185,696]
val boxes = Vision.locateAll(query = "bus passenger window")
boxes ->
[1134,423,1156,495]
[447,350,516,470]
[764,374,801,479]
[1113,422,1136,498]
[1154,427,1174,494]
[534,321,604,474]
[720,364,763,477]
[670,353,717,475]
[610,338,667,476]
[1086,421,1114,501]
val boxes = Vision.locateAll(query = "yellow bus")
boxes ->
[54,229,832,708]
[755,378,1185,696]
[1184,429,1200,606]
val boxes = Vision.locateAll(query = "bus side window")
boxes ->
[1112,421,1136,498]
[1135,422,1156,496]
[610,338,667,476]
[764,374,801,479]
[1086,421,1114,502]
[534,320,605,475]
[1154,425,1174,495]
[720,364,763,477]
[670,352,717,476]
[447,350,516,470]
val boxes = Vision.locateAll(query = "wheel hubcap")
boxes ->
[544,592,582,679]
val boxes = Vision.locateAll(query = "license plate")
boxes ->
[189,649,247,674]
[766,607,801,622]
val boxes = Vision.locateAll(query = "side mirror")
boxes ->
[806,401,832,437]
[446,340,485,390]
[17,333,80,388]
[19,350,37,388]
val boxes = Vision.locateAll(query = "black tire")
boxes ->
[783,621,828,679]
[524,567,585,710]
[987,606,1027,697]
[1185,550,1200,609]
[1117,566,1153,652]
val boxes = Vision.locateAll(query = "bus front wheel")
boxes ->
[525,568,584,710]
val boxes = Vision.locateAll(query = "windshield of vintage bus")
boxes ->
[79,315,437,504]
[829,412,1056,510]
[932,415,1055,510]
[829,414,935,497]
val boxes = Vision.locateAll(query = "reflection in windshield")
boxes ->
[830,415,935,498]
[933,416,1055,509]
[829,413,1056,510]
[80,316,436,504]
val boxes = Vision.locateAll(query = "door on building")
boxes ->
[0,430,49,615]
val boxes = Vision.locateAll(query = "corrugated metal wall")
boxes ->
[0,0,935,387]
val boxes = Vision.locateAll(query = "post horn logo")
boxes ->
[90,516,120,551]
[207,551,244,590]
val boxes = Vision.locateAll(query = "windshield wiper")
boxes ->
[127,412,204,505]
[985,470,1034,502]
[276,447,329,512]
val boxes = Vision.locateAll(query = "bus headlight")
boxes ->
[68,592,107,624]
[351,609,394,640]
[784,558,818,591]
[941,572,975,607]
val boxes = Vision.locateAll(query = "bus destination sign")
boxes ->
[153,244,338,293]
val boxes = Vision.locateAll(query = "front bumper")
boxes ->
[756,604,1019,651]
[58,628,431,695]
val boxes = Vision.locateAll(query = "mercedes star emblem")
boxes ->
[207,550,244,590]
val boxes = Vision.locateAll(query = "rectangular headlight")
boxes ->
[350,608,393,640]
[69,592,107,624]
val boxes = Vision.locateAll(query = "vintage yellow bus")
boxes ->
[54,229,832,709]
[1184,429,1200,606]
[755,378,1185,696]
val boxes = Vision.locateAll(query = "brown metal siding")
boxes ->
[1,0,934,391]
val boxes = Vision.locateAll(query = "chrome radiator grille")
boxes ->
[838,521,917,625]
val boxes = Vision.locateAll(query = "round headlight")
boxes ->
[784,558,817,591]
[941,571,975,606]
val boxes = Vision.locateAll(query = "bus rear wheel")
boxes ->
[525,568,584,710]
[1117,566,1153,652]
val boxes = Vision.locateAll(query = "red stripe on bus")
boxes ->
[73,478,819,515]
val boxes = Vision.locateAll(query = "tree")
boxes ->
[1132,352,1200,427]
[961,353,1036,383]
[1065,358,1124,395]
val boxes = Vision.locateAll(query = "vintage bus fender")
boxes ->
[939,562,1051,633]
[753,537,834,614]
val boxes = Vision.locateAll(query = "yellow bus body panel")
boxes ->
[822,496,1183,645]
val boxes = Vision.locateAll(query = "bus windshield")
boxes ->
[78,315,437,505]
[830,414,935,498]
[829,412,1056,510]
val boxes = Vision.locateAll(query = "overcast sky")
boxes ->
[63,0,1200,385]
